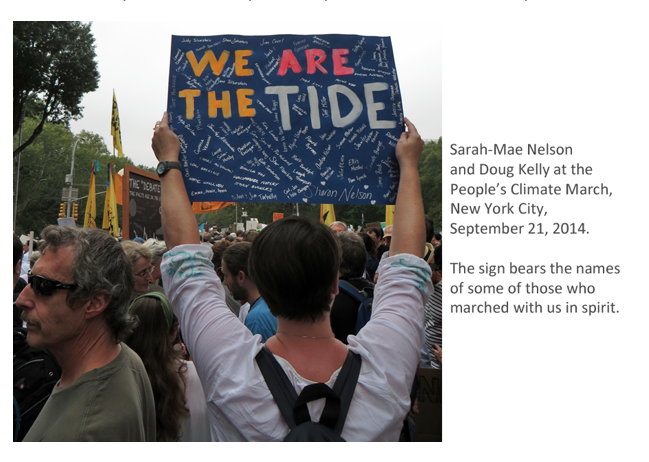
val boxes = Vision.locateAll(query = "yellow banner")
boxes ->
[320,204,336,226]
[385,205,395,227]
[102,162,120,236]
[84,162,97,228]
[111,91,124,158]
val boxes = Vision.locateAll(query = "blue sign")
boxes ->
[167,34,404,205]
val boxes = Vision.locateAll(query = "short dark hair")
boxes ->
[358,232,376,258]
[425,216,435,242]
[39,225,136,341]
[367,227,383,240]
[249,216,341,322]
[14,234,23,267]
[222,241,251,277]
[434,233,442,242]
[337,232,366,279]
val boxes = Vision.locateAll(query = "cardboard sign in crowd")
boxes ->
[167,34,404,205]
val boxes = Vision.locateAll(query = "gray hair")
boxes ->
[329,221,347,229]
[39,225,136,341]
[29,251,41,268]
[336,231,367,279]
[120,240,152,267]
[145,240,167,264]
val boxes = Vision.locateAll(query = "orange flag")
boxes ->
[191,202,234,214]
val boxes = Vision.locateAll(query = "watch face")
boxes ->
[156,163,165,175]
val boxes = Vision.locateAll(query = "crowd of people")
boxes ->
[12,115,442,442]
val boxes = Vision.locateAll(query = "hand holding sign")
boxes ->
[152,112,180,163]
[395,117,424,170]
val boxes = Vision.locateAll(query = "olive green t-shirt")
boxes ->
[24,343,156,442]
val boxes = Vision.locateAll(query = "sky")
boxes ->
[69,16,441,169]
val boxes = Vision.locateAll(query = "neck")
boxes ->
[275,314,336,340]
[52,322,121,388]
[245,285,261,307]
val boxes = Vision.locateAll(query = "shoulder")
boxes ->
[248,299,273,318]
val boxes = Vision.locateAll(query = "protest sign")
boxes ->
[167,34,404,205]
[121,164,163,240]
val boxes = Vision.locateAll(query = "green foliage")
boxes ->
[14,21,100,157]
[196,202,320,231]
[419,138,443,231]
[13,118,136,236]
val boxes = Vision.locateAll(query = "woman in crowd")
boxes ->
[120,240,154,300]
[125,292,210,441]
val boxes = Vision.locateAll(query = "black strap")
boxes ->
[255,347,362,435]
[338,280,365,303]
[255,347,299,428]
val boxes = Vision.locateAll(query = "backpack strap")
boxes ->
[338,280,366,303]
[255,347,299,429]
[255,347,362,435]
[330,350,362,434]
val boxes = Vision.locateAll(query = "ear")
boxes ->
[84,291,111,320]
[14,258,22,276]
[331,274,339,297]
[236,270,247,285]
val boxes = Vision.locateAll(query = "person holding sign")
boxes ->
[152,112,432,441]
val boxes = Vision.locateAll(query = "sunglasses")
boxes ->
[27,270,78,297]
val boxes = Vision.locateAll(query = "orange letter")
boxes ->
[235,50,254,76]
[179,89,201,119]
[333,49,354,76]
[237,89,255,117]
[277,49,303,76]
[186,50,231,77]
[208,91,232,118]
[305,49,328,74]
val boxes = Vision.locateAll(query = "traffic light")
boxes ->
[59,203,66,218]
[72,203,79,221]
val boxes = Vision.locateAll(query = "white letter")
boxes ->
[328,84,363,128]
[307,86,321,129]
[364,82,397,129]
[265,86,299,130]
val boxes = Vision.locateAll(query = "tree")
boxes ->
[13,117,137,236]
[14,21,100,158]
[419,138,443,231]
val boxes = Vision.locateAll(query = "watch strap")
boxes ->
[159,161,182,176]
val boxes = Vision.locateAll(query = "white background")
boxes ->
[9,0,649,458]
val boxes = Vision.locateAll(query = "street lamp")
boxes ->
[66,136,86,218]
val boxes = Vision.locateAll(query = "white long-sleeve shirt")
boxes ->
[161,245,432,441]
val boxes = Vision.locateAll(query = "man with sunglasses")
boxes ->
[15,226,156,442]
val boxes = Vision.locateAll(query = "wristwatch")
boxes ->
[156,161,182,177]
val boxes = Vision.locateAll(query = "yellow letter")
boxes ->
[178,89,201,119]
[208,91,232,118]
[237,89,255,117]
[235,50,254,76]
[186,50,231,77]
